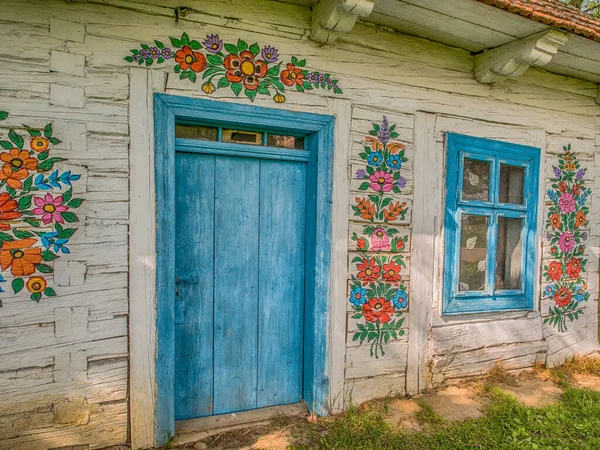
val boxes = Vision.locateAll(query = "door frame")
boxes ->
[153,93,335,444]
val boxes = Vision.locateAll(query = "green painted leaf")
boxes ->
[217,77,230,89]
[13,228,33,239]
[189,40,202,50]
[44,287,56,297]
[37,150,49,161]
[36,264,53,274]
[224,43,238,55]
[8,129,23,149]
[245,89,257,101]
[42,250,58,261]
[249,43,260,56]
[237,39,248,51]
[0,141,12,150]
[30,292,42,302]
[181,32,190,46]
[207,54,222,65]
[257,86,270,96]
[60,212,79,223]
[266,64,281,77]
[12,278,24,294]
[231,83,243,97]
[58,228,77,239]
[0,111,7,121]
[18,195,31,210]
[170,37,182,47]
[188,71,197,83]
[291,56,299,66]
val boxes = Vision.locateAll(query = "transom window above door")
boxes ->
[443,133,541,315]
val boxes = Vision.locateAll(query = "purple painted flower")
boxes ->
[149,47,161,59]
[379,116,390,145]
[326,77,333,86]
[161,48,174,60]
[261,46,279,63]
[576,168,586,180]
[356,169,367,179]
[131,54,139,62]
[582,232,588,241]
[553,167,562,179]
[317,73,326,84]
[202,34,223,53]
[558,232,575,254]
[140,48,150,59]
[559,192,576,213]
[397,176,407,189]
[307,72,318,84]
[546,232,552,241]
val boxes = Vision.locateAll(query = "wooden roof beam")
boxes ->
[310,0,375,45]
[474,30,571,85]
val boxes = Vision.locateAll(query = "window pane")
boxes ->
[175,124,218,141]
[458,214,488,292]
[496,216,523,290]
[462,158,490,202]
[267,134,305,149]
[499,164,524,205]
[222,129,262,145]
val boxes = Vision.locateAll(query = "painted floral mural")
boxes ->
[543,144,590,332]
[352,117,408,223]
[349,116,409,359]
[125,33,342,104]
[0,110,82,305]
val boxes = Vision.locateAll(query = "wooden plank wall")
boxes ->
[0,0,598,447]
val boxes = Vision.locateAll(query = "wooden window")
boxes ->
[443,133,540,315]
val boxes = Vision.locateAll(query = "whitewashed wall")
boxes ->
[0,0,599,448]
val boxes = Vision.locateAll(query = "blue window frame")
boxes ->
[443,133,540,315]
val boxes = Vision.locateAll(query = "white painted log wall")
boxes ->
[0,0,598,448]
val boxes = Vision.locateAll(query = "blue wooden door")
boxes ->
[173,151,307,420]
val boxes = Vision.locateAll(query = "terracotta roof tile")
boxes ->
[476,0,600,42]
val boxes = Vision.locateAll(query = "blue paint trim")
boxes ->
[154,95,334,445]
[443,133,540,315]
[175,138,311,162]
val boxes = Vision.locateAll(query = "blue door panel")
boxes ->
[257,160,306,408]
[213,156,261,415]
[174,153,215,420]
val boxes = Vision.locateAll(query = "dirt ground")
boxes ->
[105,359,600,450]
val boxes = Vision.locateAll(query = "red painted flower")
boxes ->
[558,181,567,193]
[224,51,267,90]
[280,64,305,87]
[575,211,587,228]
[0,192,21,231]
[356,258,380,284]
[572,184,581,196]
[547,261,563,281]
[566,258,581,279]
[554,287,572,307]
[356,237,367,250]
[363,297,395,324]
[175,46,207,73]
[382,261,402,284]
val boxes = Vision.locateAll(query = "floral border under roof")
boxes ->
[125,33,343,104]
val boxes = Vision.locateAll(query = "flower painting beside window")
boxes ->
[0,110,83,304]
[349,116,410,359]
[543,144,590,332]
[125,33,343,103]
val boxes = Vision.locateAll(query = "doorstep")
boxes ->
[173,403,309,446]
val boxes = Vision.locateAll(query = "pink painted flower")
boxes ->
[32,193,68,225]
[558,232,575,254]
[371,227,390,251]
[369,171,394,192]
[558,192,575,213]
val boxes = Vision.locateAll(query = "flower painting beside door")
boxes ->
[125,33,343,103]
[543,144,590,332]
[349,116,410,359]
[0,110,83,304]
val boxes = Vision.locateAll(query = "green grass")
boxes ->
[289,387,600,450]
